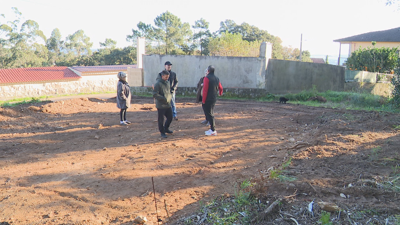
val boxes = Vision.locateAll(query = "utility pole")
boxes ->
[299,33,303,61]
[338,43,341,66]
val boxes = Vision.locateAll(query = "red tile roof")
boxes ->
[0,67,81,84]
[71,65,136,73]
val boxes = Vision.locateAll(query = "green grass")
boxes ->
[4,88,400,114]
[0,91,115,107]
[0,97,43,107]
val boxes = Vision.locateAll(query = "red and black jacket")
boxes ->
[202,73,223,103]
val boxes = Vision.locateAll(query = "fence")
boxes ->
[344,70,394,97]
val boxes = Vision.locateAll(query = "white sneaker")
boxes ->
[205,129,217,136]
[120,121,127,125]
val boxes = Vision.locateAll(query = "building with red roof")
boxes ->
[0,67,81,85]
[0,65,139,100]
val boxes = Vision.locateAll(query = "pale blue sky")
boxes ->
[2,0,399,57]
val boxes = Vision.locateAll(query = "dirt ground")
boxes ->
[0,96,399,225]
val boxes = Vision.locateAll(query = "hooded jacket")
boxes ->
[157,70,178,93]
[153,77,172,109]
[116,80,131,109]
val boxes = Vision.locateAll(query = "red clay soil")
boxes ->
[0,96,399,225]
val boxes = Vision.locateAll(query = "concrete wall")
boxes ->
[130,86,274,99]
[344,70,394,97]
[0,75,118,100]
[265,59,345,94]
[344,82,393,97]
[127,68,143,86]
[345,70,377,83]
[142,55,267,88]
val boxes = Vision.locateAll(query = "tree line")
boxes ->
[0,8,311,69]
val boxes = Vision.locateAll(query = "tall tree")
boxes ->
[153,11,192,54]
[217,20,284,59]
[100,38,117,49]
[126,21,155,46]
[208,32,261,57]
[218,19,238,34]
[0,7,48,68]
[46,28,64,65]
[192,18,211,55]
[65,29,93,57]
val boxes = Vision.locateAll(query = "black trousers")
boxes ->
[202,100,216,131]
[157,107,173,134]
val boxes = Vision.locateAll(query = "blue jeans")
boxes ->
[171,92,177,117]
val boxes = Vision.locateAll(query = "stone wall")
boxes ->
[0,75,119,100]
[344,82,393,97]
[130,86,273,99]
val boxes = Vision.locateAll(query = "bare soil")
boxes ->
[0,96,399,225]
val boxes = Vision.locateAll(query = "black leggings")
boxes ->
[120,108,127,121]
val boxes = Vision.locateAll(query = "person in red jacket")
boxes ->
[202,65,223,136]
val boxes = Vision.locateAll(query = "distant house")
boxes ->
[334,27,400,56]
[0,65,139,99]
[310,58,325,64]
[0,67,81,85]
[0,65,137,85]
[70,65,136,76]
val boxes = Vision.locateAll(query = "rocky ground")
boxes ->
[0,96,399,224]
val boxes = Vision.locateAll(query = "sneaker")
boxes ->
[165,129,173,134]
[205,129,217,136]
[201,120,208,125]
[120,121,128,125]
[161,133,168,138]
[124,120,131,124]
[173,117,178,121]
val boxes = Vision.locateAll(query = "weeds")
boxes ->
[269,158,296,182]
[369,146,382,161]
[319,211,333,225]
[182,179,270,225]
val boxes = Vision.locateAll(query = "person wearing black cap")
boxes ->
[157,61,179,120]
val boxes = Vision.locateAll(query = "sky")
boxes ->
[2,0,400,58]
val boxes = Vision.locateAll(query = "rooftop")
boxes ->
[71,65,136,73]
[334,27,400,43]
[0,67,80,84]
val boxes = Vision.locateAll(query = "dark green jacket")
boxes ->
[153,78,172,109]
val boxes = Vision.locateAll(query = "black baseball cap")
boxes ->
[165,61,172,65]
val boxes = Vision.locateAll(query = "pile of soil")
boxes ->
[0,96,399,224]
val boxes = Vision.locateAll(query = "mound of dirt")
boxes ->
[0,96,399,224]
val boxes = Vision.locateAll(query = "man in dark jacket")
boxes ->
[153,70,174,138]
[202,65,223,136]
[157,61,179,120]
